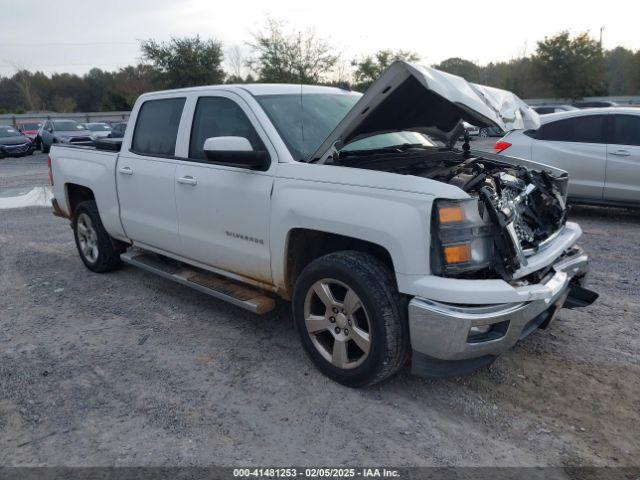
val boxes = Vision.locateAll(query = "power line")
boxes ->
[0,41,139,47]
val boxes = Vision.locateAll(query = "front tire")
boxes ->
[292,251,409,387]
[72,201,123,273]
[41,142,50,154]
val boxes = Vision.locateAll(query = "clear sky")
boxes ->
[1,0,638,77]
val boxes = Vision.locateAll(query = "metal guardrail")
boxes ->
[0,111,130,126]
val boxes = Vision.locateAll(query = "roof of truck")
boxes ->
[141,83,359,98]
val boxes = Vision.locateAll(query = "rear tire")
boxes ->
[292,251,409,387]
[41,143,50,154]
[72,201,123,273]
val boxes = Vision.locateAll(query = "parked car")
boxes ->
[477,125,503,138]
[462,121,479,136]
[495,107,640,206]
[48,62,596,386]
[36,119,94,153]
[108,122,127,138]
[16,121,43,142]
[83,122,112,138]
[460,122,502,138]
[573,100,618,109]
[532,105,578,115]
[0,125,35,158]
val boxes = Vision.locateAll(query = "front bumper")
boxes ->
[408,247,592,368]
[0,142,33,156]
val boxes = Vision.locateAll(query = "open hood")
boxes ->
[311,61,539,162]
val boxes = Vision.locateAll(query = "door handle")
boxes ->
[118,166,133,175]
[177,175,197,186]
[611,149,630,157]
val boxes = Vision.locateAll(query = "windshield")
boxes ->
[21,123,41,130]
[0,126,21,138]
[256,93,360,161]
[86,123,111,131]
[53,120,86,131]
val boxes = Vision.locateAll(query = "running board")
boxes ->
[120,250,276,315]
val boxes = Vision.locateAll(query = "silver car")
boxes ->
[495,107,640,207]
[83,122,112,138]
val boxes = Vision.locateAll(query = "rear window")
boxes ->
[131,98,186,156]
[612,115,640,146]
[541,115,606,143]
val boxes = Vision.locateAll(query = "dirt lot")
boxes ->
[0,150,638,467]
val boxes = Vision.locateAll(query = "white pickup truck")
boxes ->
[49,61,597,386]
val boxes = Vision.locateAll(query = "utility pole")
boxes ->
[599,25,605,49]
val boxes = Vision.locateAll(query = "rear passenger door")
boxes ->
[532,115,607,200]
[173,93,276,284]
[605,114,640,204]
[116,97,186,253]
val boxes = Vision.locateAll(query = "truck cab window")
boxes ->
[131,98,186,156]
[189,97,265,160]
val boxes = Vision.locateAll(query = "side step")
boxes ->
[120,250,276,315]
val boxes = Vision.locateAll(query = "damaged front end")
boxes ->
[309,60,579,282]
[437,156,569,280]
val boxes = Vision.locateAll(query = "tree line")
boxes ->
[1,21,639,114]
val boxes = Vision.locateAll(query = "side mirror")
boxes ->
[203,136,269,170]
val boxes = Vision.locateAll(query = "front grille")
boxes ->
[2,143,31,154]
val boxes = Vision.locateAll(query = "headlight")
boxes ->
[430,198,494,276]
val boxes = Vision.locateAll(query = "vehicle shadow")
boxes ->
[568,204,640,225]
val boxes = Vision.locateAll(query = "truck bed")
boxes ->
[50,143,125,239]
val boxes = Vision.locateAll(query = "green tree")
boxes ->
[351,50,420,91]
[140,36,225,88]
[432,57,480,82]
[249,19,338,83]
[532,31,606,99]
[604,47,637,95]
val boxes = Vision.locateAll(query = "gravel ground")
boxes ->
[0,151,638,467]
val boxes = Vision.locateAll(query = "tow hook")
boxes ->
[564,283,599,309]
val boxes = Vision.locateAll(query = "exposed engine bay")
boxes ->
[332,146,568,279]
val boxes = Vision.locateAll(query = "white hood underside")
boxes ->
[312,61,540,162]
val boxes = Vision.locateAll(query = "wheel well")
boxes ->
[283,228,395,299]
[66,184,95,216]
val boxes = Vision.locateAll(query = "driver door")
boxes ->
[173,93,276,283]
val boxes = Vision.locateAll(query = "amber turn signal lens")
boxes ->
[438,206,465,224]
[443,244,471,264]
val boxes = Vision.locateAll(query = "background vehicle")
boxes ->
[462,121,479,136]
[495,107,640,206]
[573,100,618,109]
[532,105,578,115]
[83,122,112,138]
[0,125,35,158]
[16,121,43,142]
[48,62,595,386]
[478,126,503,138]
[36,119,94,153]
[108,122,127,138]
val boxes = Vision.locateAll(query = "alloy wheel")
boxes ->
[303,279,372,369]
[76,213,99,263]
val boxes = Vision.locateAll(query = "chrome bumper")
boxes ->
[409,247,589,362]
